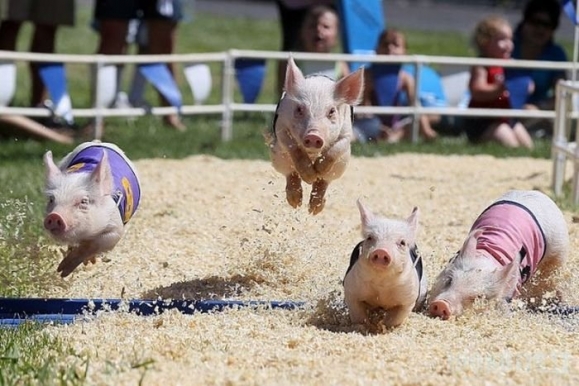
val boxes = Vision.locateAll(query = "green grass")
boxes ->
[0,323,88,386]
[0,3,576,383]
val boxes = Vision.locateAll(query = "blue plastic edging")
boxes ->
[0,297,306,328]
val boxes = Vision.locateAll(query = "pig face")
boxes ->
[43,150,117,245]
[428,230,520,320]
[357,199,419,273]
[278,57,363,155]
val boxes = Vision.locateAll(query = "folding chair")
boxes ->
[234,58,266,104]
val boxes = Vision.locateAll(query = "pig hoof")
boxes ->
[286,188,303,208]
[83,256,97,265]
[308,197,326,215]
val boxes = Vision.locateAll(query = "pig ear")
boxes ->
[356,198,375,227]
[43,150,62,180]
[334,67,365,105]
[91,151,114,195]
[406,206,420,236]
[284,56,304,96]
[492,259,520,300]
[458,229,483,259]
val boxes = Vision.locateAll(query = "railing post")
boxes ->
[221,51,235,142]
[93,57,104,140]
[411,60,422,143]
[551,80,567,197]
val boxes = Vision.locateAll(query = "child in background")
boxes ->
[354,29,438,143]
[465,15,534,149]
[297,5,349,80]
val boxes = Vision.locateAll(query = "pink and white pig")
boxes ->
[429,190,569,320]
[267,57,364,215]
[343,200,427,327]
[43,141,141,277]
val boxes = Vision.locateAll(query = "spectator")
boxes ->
[297,5,349,79]
[353,29,438,143]
[514,0,567,109]
[0,0,75,109]
[274,0,335,95]
[512,0,567,136]
[465,15,534,149]
[86,0,185,135]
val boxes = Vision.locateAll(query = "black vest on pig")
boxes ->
[344,241,425,304]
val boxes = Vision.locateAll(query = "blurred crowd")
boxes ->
[276,0,568,149]
[0,0,570,148]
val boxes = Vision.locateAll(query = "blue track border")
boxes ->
[0,297,306,327]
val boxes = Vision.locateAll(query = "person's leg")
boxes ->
[146,18,185,130]
[97,20,129,55]
[0,20,22,51]
[29,23,57,106]
[275,1,308,97]
[512,121,534,150]
[483,122,520,148]
[418,114,438,141]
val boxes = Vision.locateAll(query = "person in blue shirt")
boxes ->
[512,0,568,136]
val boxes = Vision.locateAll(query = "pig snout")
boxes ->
[370,248,391,267]
[303,133,324,149]
[429,299,452,320]
[44,212,67,235]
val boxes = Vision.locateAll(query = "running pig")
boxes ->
[343,199,427,327]
[267,57,364,215]
[428,190,569,320]
[43,141,141,277]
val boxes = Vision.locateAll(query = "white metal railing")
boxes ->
[552,80,579,203]
[0,49,576,142]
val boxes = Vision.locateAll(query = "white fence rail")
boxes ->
[552,80,579,203]
[0,49,576,142]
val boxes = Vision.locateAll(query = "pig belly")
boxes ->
[346,275,418,311]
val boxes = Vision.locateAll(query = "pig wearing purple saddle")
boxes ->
[43,141,141,277]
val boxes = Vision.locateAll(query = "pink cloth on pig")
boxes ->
[470,200,546,285]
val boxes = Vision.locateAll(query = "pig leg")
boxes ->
[383,305,413,328]
[57,229,122,277]
[309,178,329,215]
[285,172,303,208]
[346,300,369,324]
[289,149,317,184]
[521,255,565,302]
[313,137,350,177]
[275,129,318,184]
[57,241,102,277]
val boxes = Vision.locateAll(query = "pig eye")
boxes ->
[444,277,453,288]
[398,239,407,248]
[47,195,55,204]
[295,105,305,117]
[327,107,336,117]
[366,235,374,242]
[79,197,90,207]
